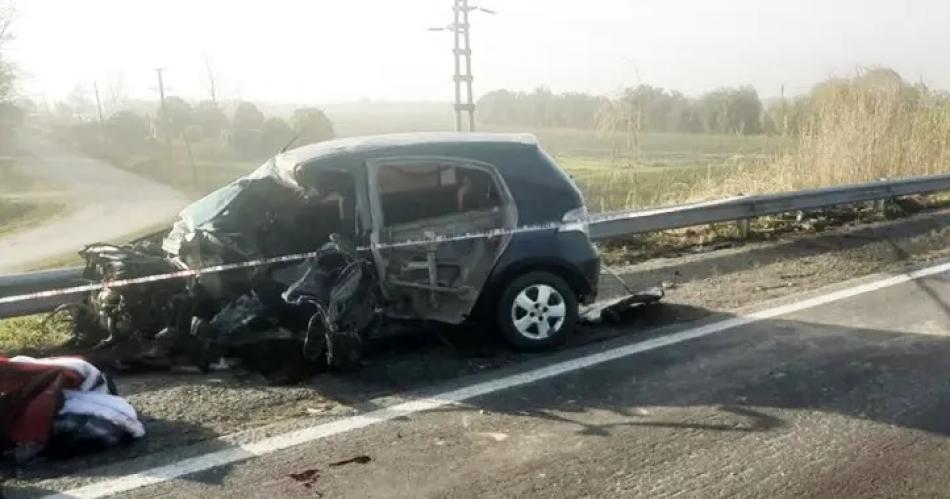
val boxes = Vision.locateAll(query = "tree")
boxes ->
[618,85,674,132]
[0,101,22,145]
[231,101,265,157]
[699,87,763,135]
[477,89,521,125]
[559,92,605,129]
[193,100,229,139]
[65,82,95,119]
[160,96,193,137]
[103,110,149,151]
[669,104,704,133]
[291,108,335,145]
[477,88,605,128]
[261,117,293,153]
[727,86,763,135]
[0,3,14,104]
[104,73,129,113]
[232,101,264,131]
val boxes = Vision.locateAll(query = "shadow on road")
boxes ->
[9,271,950,494]
[1,416,230,495]
[423,291,950,440]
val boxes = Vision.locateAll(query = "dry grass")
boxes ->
[568,162,741,212]
[0,198,65,237]
[713,75,950,197]
[574,70,950,213]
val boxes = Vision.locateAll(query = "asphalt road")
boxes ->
[9,261,950,498]
[0,137,188,272]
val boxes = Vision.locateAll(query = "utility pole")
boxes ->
[154,68,172,156]
[430,1,494,132]
[204,55,217,107]
[92,80,104,126]
[93,80,105,142]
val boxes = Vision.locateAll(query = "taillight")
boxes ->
[560,206,589,235]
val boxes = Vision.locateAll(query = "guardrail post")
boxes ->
[874,177,889,215]
[736,218,751,240]
[874,198,887,214]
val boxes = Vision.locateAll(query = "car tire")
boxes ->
[496,271,578,351]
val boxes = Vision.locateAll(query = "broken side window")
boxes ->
[293,169,359,250]
[377,163,501,227]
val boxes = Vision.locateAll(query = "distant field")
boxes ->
[102,108,788,212]
[0,162,65,235]
[557,159,741,212]
[328,108,789,160]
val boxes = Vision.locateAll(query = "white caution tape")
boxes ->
[0,216,599,307]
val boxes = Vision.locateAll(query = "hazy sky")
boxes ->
[8,0,950,106]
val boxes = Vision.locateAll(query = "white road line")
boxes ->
[49,260,950,499]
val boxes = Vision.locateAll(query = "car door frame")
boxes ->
[365,155,518,323]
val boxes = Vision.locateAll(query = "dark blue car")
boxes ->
[164,132,600,351]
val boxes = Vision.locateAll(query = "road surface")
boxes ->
[0,137,188,272]
[7,260,950,498]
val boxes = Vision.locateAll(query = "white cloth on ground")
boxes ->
[59,390,145,438]
[9,355,109,393]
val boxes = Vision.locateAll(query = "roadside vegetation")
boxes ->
[44,68,945,217]
[0,314,69,354]
[553,69,950,213]
[0,162,65,236]
[0,198,64,237]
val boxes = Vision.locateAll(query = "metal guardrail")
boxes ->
[0,267,85,318]
[2,173,950,320]
[589,173,950,240]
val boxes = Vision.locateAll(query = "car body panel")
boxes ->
[365,156,518,324]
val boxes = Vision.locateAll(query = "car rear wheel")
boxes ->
[496,271,578,351]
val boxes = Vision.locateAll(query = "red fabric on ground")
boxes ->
[0,358,85,454]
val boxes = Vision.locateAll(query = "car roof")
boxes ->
[275,132,538,174]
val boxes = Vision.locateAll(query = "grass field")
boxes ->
[0,315,69,354]
[0,199,64,237]
[126,114,778,213]
[560,159,743,212]
[0,161,65,235]
[97,73,949,215]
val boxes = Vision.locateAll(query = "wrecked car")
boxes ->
[64,133,607,382]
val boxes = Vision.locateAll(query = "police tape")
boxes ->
[0,216,603,307]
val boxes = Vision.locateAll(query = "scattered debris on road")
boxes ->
[286,468,321,489]
[328,455,372,467]
[285,455,371,491]
[580,286,664,324]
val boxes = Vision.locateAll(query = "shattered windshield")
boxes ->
[177,182,245,229]
[176,157,299,229]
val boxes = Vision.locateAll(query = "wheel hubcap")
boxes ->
[511,284,567,339]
